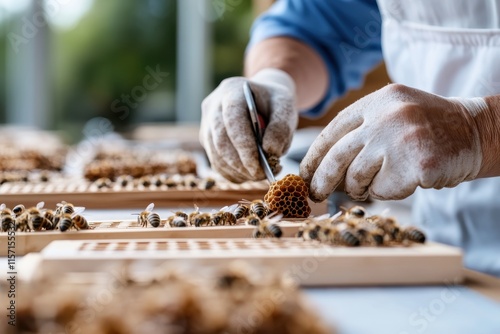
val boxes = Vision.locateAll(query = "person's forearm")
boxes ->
[477,95,500,177]
[245,37,328,111]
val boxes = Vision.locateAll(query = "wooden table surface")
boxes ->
[463,269,500,302]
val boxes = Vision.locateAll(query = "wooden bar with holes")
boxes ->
[26,238,463,286]
[0,179,270,209]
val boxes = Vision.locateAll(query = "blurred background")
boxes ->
[0,0,264,142]
[0,0,388,143]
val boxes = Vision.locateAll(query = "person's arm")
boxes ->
[246,0,383,116]
[245,37,328,111]
[200,0,383,182]
[476,95,500,177]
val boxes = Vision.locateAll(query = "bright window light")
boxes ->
[44,0,94,30]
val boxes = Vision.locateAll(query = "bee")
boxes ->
[31,214,53,231]
[72,208,89,230]
[1,204,15,232]
[15,211,32,232]
[337,206,367,227]
[252,214,283,238]
[184,175,199,188]
[315,225,336,243]
[192,213,211,227]
[164,176,178,188]
[56,201,75,215]
[115,175,134,187]
[94,177,112,189]
[201,177,216,190]
[319,222,360,246]
[233,204,249,219]
[72,213,89,230]
[368,215,401,242]
[167,215,189,228]
[211,206,237,226]
[12,204,33,232]
[172,211,189,221]
[221,212,237,226]
[59,207,86,232]
[151,175,164,187]
[135,203,160,228]
[300,215,333,242]
[300,223,322,241]
[210,211,223,226]
[244,213,261,226]
[241,199,268,219]
[188,205,201,225]
[147,212,161,228]
[138,176,152,187]
[402,226,426,243]
[165,211,189,228]
[341,205,366,219]
[355,221,385,246]
[12,204,26,218]
[43,208,56,226]
[29,202,54,231]
[58,213,74,232]
[54,202,84,228]
[336,223,361,246]
[39,171,50,182]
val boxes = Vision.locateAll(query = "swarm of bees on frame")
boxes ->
[0,262,332,334]
[90,173,217,191]
[0,131,66,176]
[0,148,65,174]
[84,149,197,182]
[0,201,89,233]
[0,145,63,185]
[136,200,285,239]
[297,205,426,247]
[264,174,311,218]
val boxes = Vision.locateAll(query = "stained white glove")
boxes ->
[300,84,488,202]
[200,68,298,183]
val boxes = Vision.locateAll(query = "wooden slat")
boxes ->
[463,269,500,302]
[0,180,269,209]
[34,239,463,286]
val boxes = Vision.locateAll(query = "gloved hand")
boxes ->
[200,68,298,183]
[300,84,488,202]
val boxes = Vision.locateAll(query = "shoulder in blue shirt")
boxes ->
[248,0,383,117]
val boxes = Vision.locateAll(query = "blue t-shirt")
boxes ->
[248,0,384,117]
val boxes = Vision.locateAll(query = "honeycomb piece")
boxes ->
[264,174,311,218]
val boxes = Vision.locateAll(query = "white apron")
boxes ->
[377,0,500,276]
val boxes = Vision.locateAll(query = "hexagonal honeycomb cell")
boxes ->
[264,174,311,218]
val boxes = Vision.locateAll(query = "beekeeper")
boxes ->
[200,0,500,277]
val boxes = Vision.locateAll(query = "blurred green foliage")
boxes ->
[0,0,254,138]
[52,0,178,132]
[212,0,253,84]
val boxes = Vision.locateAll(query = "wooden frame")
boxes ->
[17,239,463,286]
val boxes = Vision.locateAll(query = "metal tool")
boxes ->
[243,82,276,183]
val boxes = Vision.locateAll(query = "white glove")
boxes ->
[200,68,298,183]
[300,84,488,202]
